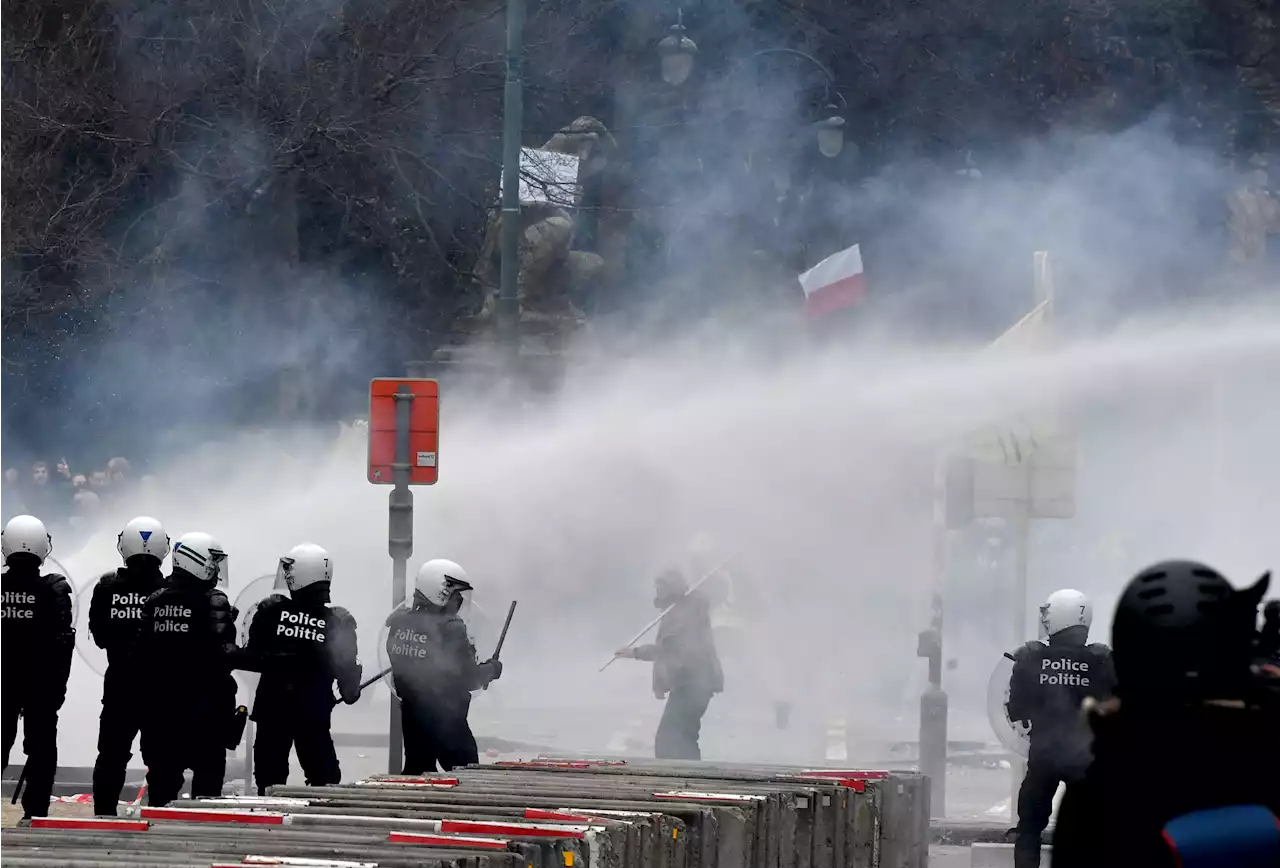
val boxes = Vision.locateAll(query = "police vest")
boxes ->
[2,586,40,628]
[108,589,151,622]
[385,610,473,685]
[1020,640,1111,728]
[259,600,333,675]
[387,612,438,664]
[95,569,160,652]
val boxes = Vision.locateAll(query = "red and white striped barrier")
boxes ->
[388,831,510,850]
[652,791,767,803]
[405,818,593,839]
[196,797,315,809]
[209,860,376,865]
[28,816,149,832]
[212,859,377,867]
[798,769,892,780]
[496,760,627,770]
[524,809,593,822]
[133,806,290,825]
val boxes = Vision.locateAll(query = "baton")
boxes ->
[11,766,26,805]
[483,601,518,690]
[492,601,518,660]
[599,553,736,673]
[331,666,395,708]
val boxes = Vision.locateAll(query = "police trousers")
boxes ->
[140,708,228,807]
[1015,750,1089,868]
[400,691,478,774]
[253,704,340,793]
[2,688,62,818]
[93,676,144,815]
[654,685,714,761]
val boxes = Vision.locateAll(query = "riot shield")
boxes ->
[233,573,283,699]
[986,652,1032,758]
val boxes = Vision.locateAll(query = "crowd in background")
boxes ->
[1,456,146,544]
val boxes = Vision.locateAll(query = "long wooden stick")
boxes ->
[598,554,736,673]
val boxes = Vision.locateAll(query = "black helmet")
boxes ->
[1112,560,1269,702]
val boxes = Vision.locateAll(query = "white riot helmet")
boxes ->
[414,559,473,611]
[276,543,333,592]
[2,515,52,564]
[1039,588,1092,638]
[172,532,229,587]
[117,516,170,564]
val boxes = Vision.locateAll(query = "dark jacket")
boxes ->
[1052,693,1280,868]
[89,563,167,689]
[133,571,249,714]
[385,606,498,702]
[1007,626,1115,763]
[634,591,724,696]
[1,562,74,703]
[246,592,361,717]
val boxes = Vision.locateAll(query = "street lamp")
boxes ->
[663,33,848,159]
[813,103,846,159]
[658,12,698,86]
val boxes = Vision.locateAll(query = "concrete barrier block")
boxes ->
[970,842,1052,868]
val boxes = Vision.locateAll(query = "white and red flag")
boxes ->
[797,243,867,318]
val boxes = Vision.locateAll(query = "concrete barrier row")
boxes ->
[0,760,929,868]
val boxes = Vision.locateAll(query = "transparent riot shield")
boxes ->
[376,601,411,700]
[232,573,283,699]
[986,652,1032,758]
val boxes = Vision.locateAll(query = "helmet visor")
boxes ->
[274,557,294,592]
[208,548,230,589]
[441,577,473,616]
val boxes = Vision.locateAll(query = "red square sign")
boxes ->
[368,378,439,485]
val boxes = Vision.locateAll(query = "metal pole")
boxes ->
[243,719,255,794]
[387,385,415,774]
[918,456,950,818]
[498,0,526,362]
[1009,489,1031,822]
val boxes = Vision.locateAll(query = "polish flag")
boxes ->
[798,243,867,318]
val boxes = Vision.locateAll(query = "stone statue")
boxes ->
[462,117,618,347]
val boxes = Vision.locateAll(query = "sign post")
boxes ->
[938,251,1076,821]
[368,377,440,774]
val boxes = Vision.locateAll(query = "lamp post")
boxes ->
[497,0,525,361]
[657,23,848,159]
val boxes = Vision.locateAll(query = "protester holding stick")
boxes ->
[612,565,725,761]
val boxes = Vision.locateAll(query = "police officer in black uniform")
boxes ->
[1006,587,1116,868]
[1052,561,1278,868]
[246,543,361,793]
[386,559,502,773]
[89,516,170,815]
[1,515,74,821]
[134,531,249,806]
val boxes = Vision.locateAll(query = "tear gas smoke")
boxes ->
[37,301,1280,769]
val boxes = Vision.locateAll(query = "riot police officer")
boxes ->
[134,531,248,806]
[1,515,74,820]
[386,559,502,773]
[89,516,170,815]
[246,543,361,793]
[1006,588,1116,868]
